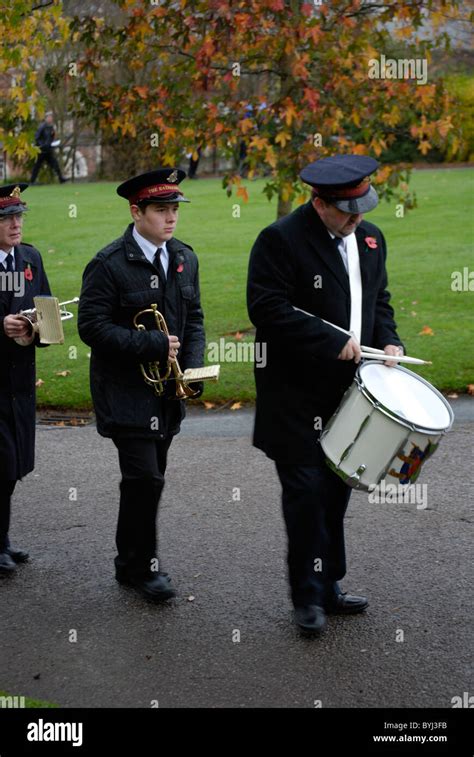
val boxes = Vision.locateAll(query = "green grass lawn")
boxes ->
[17,168,474,408]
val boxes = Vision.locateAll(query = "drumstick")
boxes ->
[292,306,432,365]
[359,352,431,365]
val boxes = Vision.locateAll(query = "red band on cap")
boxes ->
[130,184,183,204]
[0,197,26,209]
[314,178,371,200]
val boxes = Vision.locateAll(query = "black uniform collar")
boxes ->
[301,201,350,295]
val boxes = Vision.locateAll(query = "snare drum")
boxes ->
[320,362,454,490]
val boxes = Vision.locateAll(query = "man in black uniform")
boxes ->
[78,168,205,602]
[30,112,67,185]
[247,155,404,635]
[0,184,52,575]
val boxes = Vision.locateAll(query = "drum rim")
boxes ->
[356,361,454,433]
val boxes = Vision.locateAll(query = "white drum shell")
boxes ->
[320,365,452,490]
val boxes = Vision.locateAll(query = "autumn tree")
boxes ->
[68,1,472,215]
[0,0,68,168]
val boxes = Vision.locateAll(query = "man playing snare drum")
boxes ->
[247,155,403,636]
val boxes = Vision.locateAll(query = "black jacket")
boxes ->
[247,201,403,464]
[34,122,55,152]
[0,244,51,479]
[78,224,205,439]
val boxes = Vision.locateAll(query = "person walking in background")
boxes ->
[30,112,67,185]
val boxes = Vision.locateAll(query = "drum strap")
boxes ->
[339,234,362,343]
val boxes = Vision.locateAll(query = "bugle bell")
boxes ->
[133,303,220,399]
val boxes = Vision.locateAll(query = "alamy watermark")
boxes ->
[368,54,428,85]
[368,481,428,510]
[0,695,25,708]
[207,339,267,367]
[0,270,25,297]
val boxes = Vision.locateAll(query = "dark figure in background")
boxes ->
[78,169,205,604]
[0,184,52,575]
[247,155,404,636]
[30,112,67,185]
[188,146,202,179]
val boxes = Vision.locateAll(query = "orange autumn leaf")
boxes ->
[234,331,243,340]
[230,402,242,411]
[467,385,474,396]
[419,326,434,336]
[236,186,249,203]
[203,402,215,410]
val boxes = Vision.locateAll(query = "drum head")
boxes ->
[358,363,452,430]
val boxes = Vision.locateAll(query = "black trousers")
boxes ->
[111,436,173,577]
[276,446,352,608]
[0,480,17,553]
[30,149,63,183]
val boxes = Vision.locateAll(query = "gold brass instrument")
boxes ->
[15,296,79,346]
[133,304,220,399]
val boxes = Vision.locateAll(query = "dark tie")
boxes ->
[336,237,349,274]
[153,247,166,283]
[3,254,14,309]
[4,254,14,273]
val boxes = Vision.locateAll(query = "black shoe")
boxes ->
[294,605,327,636]
[7,547,29,563]
[116,570,176,602]
[0,552,17,575]
[325,592,368,614]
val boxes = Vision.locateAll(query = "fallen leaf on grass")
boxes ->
[447,393,458,399]
[467,384,474,396]
[203,401,215,410]
[55,370,71,377]
[35,379,44,387]
[230,402,242,410]
[419,325,434,336]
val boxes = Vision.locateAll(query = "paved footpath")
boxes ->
[1,401,472,708]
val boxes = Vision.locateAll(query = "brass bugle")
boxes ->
[133,303,220,399]
[14,296,79,345]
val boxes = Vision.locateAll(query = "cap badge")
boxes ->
[10,186,21,199]
[166,170,179,183]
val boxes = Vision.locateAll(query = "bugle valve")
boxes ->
[133,303,220,399]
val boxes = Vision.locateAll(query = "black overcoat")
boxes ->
[0,243,51,480]
[247,200,403,464]
[78,224,205,440]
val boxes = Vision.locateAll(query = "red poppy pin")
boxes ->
[176,263,184,273]
[365,236,378,249]
[24,264,33,281]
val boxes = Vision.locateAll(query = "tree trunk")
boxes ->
[277,193,292,219]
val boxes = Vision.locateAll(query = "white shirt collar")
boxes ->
[0,248,15,269]
[132,226,168,266]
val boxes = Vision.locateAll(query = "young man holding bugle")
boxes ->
[78,168,206,603]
